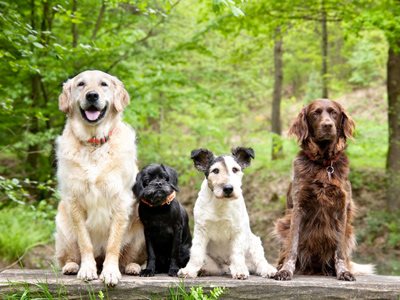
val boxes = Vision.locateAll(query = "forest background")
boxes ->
[1,0,400,275]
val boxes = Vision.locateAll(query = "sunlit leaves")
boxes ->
[213,0,244,17]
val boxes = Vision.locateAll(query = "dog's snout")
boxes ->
[155,182,162,187]
[322,120,333,129]
[223,185,233,195]
[86,91,99,102]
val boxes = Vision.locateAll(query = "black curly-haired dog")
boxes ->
[133,164,192,277]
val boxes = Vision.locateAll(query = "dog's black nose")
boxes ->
[223,185,233,195]
[155,182,162,187]
[86,91,99,102]
[322,121,333,128]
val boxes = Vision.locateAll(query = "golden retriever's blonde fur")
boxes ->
[55,70,146,286]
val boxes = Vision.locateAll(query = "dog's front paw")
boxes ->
[259,264,277,278]
[230,264,249,280]
[337,271,356,281]
[233,272,249,280]
[140,268,155,277]
[168,266,180,277]
[125,263,141,275]
[100,264,122,286]
[62,262,79,275]
[77,262,98,281]
[274,270,292,281]
[178,267,199,278]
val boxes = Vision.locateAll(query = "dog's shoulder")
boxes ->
[55,122,83,160]
[108,122,137,156]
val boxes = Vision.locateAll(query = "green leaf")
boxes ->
[32,42,44,49]
[230,5,244,17]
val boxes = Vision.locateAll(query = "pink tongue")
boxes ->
[85,110,101,121]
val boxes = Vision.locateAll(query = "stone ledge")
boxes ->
[1,270,400,300]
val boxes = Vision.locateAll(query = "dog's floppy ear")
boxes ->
[191,148,214,173]
[338,103,356,141]
[161,165,180,192]
[231,147,255,170]
[112,76,130,113]
[288,104,309,143]
[132,171,144,199]
[59,79,72,114]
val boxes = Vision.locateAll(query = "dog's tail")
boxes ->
[349,261,375,275]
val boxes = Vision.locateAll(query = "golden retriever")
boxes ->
[55,70,146,286]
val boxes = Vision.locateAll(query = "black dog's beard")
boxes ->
[141,186,174,206]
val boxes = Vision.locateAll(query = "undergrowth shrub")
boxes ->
[358,210,400,249]
[0,205,54,262]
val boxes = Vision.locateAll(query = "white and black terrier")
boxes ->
[179,147,276,280]
[133,164,192,277]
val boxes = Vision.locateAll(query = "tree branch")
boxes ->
[92,2,106,40]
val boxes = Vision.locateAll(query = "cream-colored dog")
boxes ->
[55,70,146,286]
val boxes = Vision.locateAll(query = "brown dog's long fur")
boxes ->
[274,99,373,281]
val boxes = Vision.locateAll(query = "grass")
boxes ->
[1,264,69,300]
[0,205,53,263]
[149,279,227,300]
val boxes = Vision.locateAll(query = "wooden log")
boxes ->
[1,269,400,300]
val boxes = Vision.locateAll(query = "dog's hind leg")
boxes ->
[247,234,277,278]
[55,200,81,275]
[120,219,146,275]
[199,255,227,276]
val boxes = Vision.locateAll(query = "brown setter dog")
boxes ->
[274,99,374,281]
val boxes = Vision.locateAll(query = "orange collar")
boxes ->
[88,127,116,144]
[141,190,176,207]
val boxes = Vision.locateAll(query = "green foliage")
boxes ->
[0,205,53,262]
[347,118,388,170]
[345,31,387,87]
[153,279,227,300]
[212,0,244,17]
[358,210,400,249]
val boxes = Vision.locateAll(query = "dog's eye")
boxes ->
[212,169,219,174]
[232,167,239,173]
[144,180,149,186]
[162,176,169,181]
[101,82,108,87]
[77,82,84,87]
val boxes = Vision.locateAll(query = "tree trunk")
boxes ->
[272,26,283,160]
[386,43,400,210]
[321,0,328,98]
[27,74,40,174]
[72,0,78,47]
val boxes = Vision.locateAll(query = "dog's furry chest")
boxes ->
[194,185,249,249]
[298,179,347,213]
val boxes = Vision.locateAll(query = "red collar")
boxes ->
[305,152,341,166]
[141,190,176,207]
[88,127,116,144]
